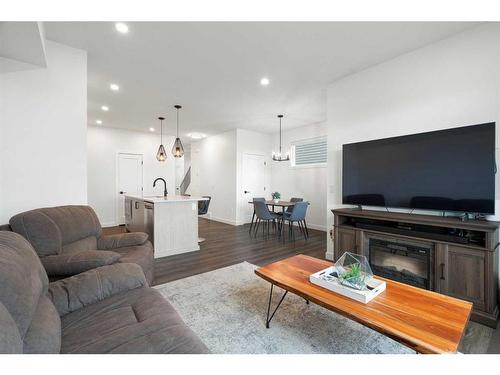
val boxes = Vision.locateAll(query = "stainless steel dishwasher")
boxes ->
[144,202,155,245]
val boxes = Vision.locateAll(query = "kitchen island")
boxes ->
[124,194,208,258]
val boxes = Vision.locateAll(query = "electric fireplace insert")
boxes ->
[368,237,433,290]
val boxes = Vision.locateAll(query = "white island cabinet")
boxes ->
[124,194,208,258]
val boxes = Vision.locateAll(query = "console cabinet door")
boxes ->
[436,244,486,312]
[335,227,362,260]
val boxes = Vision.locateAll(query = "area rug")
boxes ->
[155,262,492,354]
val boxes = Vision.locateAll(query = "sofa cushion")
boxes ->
[60,288,209,354]
[41,250,120,277]
[0,232,49,338]
[0,303,22,354]
[23,295,61,354]
[114,243,154,285]
[10,206,102,256]
[9,210,63,256]
[62,236,98,255]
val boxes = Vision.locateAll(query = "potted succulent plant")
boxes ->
[271,192,281,204]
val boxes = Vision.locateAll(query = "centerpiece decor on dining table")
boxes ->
[271,192,281,204]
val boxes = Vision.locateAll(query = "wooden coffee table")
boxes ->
[255,254,472,354]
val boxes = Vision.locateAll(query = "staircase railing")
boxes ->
[180,166,191,195]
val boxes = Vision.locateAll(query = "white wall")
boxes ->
[0,41,87,223]
[190,126,326,228]
[87,126,176,226]
[270,122,327,231]
[236,129,272,225]
[190,130,238,224]
[326,24,500,259]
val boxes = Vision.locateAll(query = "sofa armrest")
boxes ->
[48,263,147,317]
[97,232,148,250]
[41,250,121,276]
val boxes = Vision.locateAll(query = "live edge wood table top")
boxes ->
[255,254,472,354]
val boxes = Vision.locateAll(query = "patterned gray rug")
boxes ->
[155,262,492,354]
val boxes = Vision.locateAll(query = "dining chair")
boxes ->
[198,196,211,215]
[277,197,303,216]
[253,201,280,238]
[197,196,211,244]
[283,201,309,241]
[249,197,266,234]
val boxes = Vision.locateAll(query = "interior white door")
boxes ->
[241,153,266,223]
[116,153,143,225]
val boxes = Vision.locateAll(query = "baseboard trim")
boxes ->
[101,222,118,228]
[206,215,327,231]
[207,215,239,226]
[306,223,327,232]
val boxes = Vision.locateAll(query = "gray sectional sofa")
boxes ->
[0,231,209,354]
[9,205,154,284]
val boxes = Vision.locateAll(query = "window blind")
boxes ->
[292,136,327,166]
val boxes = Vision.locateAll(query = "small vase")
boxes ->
[273,198,279,204]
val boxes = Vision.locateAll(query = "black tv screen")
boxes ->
[342,123,496,214]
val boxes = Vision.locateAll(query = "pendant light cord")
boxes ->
[160,118,163,144]
[176,107,179,138]
[279,116,282,155]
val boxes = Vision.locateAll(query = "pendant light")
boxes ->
[272,114,290,162]
[172,104,185,158]
[156,116,167,162]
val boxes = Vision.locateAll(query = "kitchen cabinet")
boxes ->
[125,198,146,233]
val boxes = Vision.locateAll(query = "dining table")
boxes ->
[247,200,306,237]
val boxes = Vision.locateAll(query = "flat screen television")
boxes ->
[342,122,496,214]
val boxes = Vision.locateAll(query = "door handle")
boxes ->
[119,191,126,194]
[440,263,445,280]
[244,190,250,194]
[135,202,139,209]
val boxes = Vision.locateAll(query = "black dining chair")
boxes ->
[253,200,280,238]
[283,201,309,241]
[249,197,266,234]
[197,196,211,243]
[277,197,303,216]
[198,196,211,215]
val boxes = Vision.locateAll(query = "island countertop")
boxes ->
[125,194,208,204]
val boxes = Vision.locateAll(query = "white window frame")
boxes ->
[290,136,327,168]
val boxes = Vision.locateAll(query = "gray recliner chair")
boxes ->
[0,231,209,354]
[9,205,154,284]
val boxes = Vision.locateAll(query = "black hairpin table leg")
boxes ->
[265,284,288,328]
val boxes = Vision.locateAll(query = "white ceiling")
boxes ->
[43,22,480,138]
[0,22,47,73]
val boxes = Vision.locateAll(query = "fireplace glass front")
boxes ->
[369,238,433,290]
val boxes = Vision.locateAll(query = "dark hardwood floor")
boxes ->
[104,218,327,286]
[102,221,500,353]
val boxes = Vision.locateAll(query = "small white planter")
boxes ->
[272,199,280,204]
[310,266,386,304]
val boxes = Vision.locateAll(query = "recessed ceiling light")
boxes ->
[115,23,129,34]
[260,77,270,86]
[96,120,102,125]
[188,133,206,140]
[149,127,155,132]
[101,105,109,111]
[110,83,120,91]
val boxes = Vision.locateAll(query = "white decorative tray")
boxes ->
[310,266,386,304]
